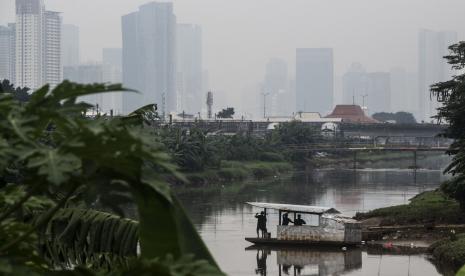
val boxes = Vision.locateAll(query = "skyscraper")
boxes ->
[0,24,16,83]
[418,29,457,122]
[43,11,62,88]
[122,2,176,115]
[296,48,333,115]
[366,72,391,114]
[176,24,202,114]
[15,0,62,89]
[262,58,292,116]
[390,67,418,116]
[61,24,79,67]
[342,63,368,106]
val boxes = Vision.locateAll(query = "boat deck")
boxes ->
[245,237,359,247]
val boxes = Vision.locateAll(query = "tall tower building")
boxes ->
[16,0,44,89]
[122,2,176,115]
[176,24,202,114]
[366,72,391,114]
[15,0,61,90]
[43,11,62,87]
[262,58,291,116]
[61,24,79,67]
[0,23,16,83]
[418,29,457,122]
[342,63,368,106]
[296,48,333,115]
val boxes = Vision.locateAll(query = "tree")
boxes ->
[0,81,223,275]
[216,107,234,119]
[431,41,465,209]
[0,79,31,102]
[372,111,416,124]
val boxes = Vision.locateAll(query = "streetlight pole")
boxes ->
[261,92,269,118]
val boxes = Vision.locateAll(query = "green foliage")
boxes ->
[372,111,417,124]
[0,81,222,274]
[216,107,234,119]
[271,121,320,145]
[354,190,464,225]
[0,79,31,103]
[431,41,465,209]
[40,208,139,269]
[430,233,465,274]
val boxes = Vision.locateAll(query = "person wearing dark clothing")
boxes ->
[282,213,294,225]
[294,214,306,226]
[255,211,267,237]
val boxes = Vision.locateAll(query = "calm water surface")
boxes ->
[177,157,452,276]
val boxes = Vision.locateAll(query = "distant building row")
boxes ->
[0,1,204,116]
[261,30,457,123]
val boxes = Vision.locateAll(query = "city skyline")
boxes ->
[2,0,464,114]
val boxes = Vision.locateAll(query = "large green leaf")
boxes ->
[133,187,218,268]
[27,148,81,185]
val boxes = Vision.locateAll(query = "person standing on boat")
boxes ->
[282,213,294,225]
[294,214,306,226]
[255,211,267,237]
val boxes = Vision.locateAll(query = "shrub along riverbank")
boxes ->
[160,121,319,185]
[355,189,465,274]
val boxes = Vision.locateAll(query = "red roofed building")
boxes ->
[325,105,379,123]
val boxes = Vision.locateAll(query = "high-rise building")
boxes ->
[61,24,79,67]
[418,29,457,122]
[43,11,62,88]
[15,0,62,90]
[342,63,368,106]
[102,48,122,114]
[64,64,103,110]
[176,24,202,114]
[262,58,292,116]
[0,23,16,83]
[366,72,391,114]
[122,2,176,115]
[390,67,418,116]
[296,48,333,115]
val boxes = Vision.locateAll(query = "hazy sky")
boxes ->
[1,0,464,110]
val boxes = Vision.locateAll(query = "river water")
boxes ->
[177,155,452,276]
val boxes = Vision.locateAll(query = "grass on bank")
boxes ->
[354,190,464,225]
[184,161,293,185]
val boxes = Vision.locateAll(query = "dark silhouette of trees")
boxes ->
[372,111,416,124]
[0,79,31,103]
[431,41,465,209]
[217,107,234,118]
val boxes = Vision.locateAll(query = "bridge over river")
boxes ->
[170,120,447,139]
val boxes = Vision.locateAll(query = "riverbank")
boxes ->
[355,190,465,274]
[314,151,446,169]
[181,160,293,185]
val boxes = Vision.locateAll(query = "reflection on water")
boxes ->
[176,157,450,275]
[247,247,439,276]
[249,246,362,276]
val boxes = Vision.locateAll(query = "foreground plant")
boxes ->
[0,81,223,275]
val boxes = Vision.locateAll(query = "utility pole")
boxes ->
[261,92,269,118]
